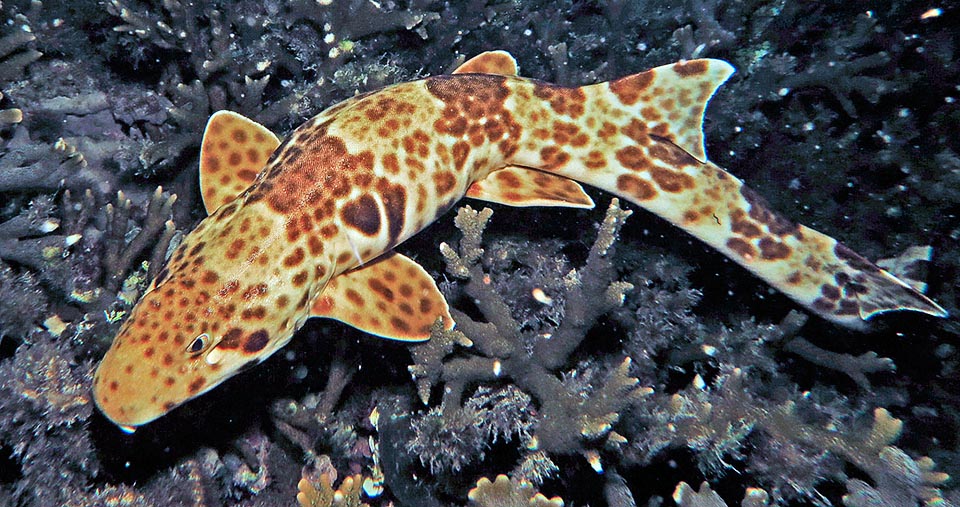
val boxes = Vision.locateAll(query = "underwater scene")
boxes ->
[0,0,958,505]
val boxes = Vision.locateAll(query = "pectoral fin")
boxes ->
[466,166,595,209]
[199,111,280,214]
[310,252,453,341]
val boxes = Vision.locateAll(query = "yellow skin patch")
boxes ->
[93,51,947,430]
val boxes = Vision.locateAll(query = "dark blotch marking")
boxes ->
[390,316,411,334]
[726,238,757,260]
[740,186,800,237]
[650,167,694,193]
[377,179,407,247]
[616,174,656,200]
[220,328,244,349]
[369,278,395,302]
[608,71,655,105]
[673,60,709,76]
[342,194,382,236]
[188,377,206,394]
[615,146,650,171]
[243,330,270,353]
[834,243,877,272]
[758,237,791,260]
[821,284,841,300]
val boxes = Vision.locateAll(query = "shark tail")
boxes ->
[509,59,947,329]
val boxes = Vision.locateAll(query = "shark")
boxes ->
[93,51,948,431]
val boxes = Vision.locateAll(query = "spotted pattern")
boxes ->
[94,52,947,431]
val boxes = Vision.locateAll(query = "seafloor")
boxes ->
[0,1,958,506]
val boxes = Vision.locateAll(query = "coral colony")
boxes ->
[0,1,957,506]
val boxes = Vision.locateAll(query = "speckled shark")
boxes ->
[93,51,947,431]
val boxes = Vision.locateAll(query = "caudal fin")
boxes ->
[508,59,947,330]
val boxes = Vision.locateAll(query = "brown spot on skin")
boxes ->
[292,270,308,287]
[219,280,240,297]
[204,156,220,173]
[241,306,267,320]
[390,317,411,333]
[383,153,401,174]
[242,283,268,300]
[346,289,364,307]
[740,186,800,237]
[532,83,586,118]
[162,353,174,366]
[541,146,570,170]
[836,299,860,316]
[726,238,757,260]
[648,141,699,167]
[609,71,655,105]
[188,377,205,394]
[277,295,290,309]
[683,210,699,224]
[616,146,649,171]
[307,236,323,255]
[673,60,709,76]
[650,167,694,192]
[342,194,382,236]
[399,283,413,298]
[109,380,119,392]
[125,364,134,374]
[452,141,470,171]
[419,297,433,314]
[165,377,176,387]
[232,129,248,143]
[787,272,802,284]
[243,330,270,353]
[758,237,791,260]
[378,179,407,247]
[225,238,245,260]
[247,148,261,164]
[144,347,155,358]
[552,121,588,146]
[621,119,650,144]
[616,174,657,200]
[220,328,244,349]
[202,270,219,284]
[368,278,395,302]
[585,151,606,170]
[812,298,835,312]
[229,152,243,166]
[730,211,762,238]
[320,223,339,239]
[834,243,877,272]
[821,284,841,300]
[283,248,306,267]
[434,171,457,195]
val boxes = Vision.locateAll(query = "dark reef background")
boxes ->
[0,0,958,506]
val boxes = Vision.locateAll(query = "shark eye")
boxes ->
[187,333,210,354]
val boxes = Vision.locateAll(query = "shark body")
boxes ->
[93,51,947,430]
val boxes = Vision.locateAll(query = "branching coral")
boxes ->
[406,200,648,483]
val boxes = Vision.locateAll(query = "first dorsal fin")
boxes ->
[453,50,519,76]
[310,252,454,342]
[199,111,280,214]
